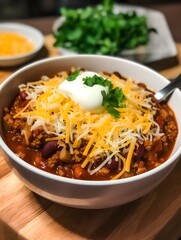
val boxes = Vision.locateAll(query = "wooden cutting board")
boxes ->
[0,36,181,240]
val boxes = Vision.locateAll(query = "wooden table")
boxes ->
[0,4,181,239]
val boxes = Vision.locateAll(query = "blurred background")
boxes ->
[0,0,180,20]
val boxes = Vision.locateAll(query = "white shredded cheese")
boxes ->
[14,70,163,178]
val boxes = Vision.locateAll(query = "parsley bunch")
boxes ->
[54,0,156,55]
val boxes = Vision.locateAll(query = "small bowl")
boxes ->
[0,22,44,67]
[0,55,181,209]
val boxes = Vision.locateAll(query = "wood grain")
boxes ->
[0,37,181,240]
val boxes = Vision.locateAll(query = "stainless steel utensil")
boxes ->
[154,74,181,102]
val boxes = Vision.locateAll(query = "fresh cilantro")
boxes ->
[67,70,79,81]
[54,0,157,55]
[83,75,113,89]
[107,106,120,118]
[67,69,126,118]
[102,87,126,118]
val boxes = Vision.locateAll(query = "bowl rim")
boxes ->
[0,22,44,60]
[0,54,181,186]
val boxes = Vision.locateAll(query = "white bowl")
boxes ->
[0,55,181,209]
[0,22,44,67]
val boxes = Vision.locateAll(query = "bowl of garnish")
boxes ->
[0,22,44,67]
[52,1,177,64]
[0,55,181,209]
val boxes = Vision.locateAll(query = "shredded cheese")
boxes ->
[125,138,137,172]
[14,70,161,179]
[0,32,34,57]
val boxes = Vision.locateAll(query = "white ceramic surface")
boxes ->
[0,22,44,67]
[0,55,181,209]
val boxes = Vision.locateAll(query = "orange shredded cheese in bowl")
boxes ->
[0,32,34,57]
[14,69,166,180]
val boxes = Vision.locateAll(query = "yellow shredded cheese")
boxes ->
[83,131,97,156]
[111,165,125,180]
[125,138,137,172]
[14,70,161,179]
[13,99,33,119]
[0,32,34,57]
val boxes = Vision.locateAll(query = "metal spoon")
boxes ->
[154,74,181,102]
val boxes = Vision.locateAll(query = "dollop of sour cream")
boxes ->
[58,71,109,112]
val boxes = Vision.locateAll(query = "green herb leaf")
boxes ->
[82,74,126,118]
[101,87,126,118]
[83,75,113,89]
[54,0,157,55]
[107,106,120,118]
[67,70,79,81]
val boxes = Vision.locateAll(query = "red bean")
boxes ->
[19,91,28,100]
[42,141,58,158]
[135,143,144,161]
[21,100,30,108]
[113,71,127,80]
[106,157,119,170]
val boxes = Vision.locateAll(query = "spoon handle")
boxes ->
[154,74,181,102]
